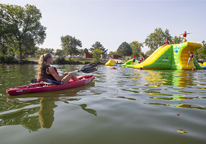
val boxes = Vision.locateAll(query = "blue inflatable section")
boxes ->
[114,64,122,66]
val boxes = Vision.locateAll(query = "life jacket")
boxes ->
[42,65,58,81]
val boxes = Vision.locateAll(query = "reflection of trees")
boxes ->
[0,97,58,131]
[0,97,57,132]
[80,104,97,116]
[0,105,41,132]
[62,99,97,116]
[1,92,96,132]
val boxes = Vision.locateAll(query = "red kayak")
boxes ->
[6,75,95,96]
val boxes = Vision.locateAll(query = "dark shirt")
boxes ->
[42,65,57,81]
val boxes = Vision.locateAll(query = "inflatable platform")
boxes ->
[122,59,139,68]
[105,59,116,66]
[133,42,203,70]
[105,59,122,66]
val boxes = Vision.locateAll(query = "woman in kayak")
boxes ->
[37,53,79,84]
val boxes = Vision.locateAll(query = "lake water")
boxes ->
[0,64,206,144]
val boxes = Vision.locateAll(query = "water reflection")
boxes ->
[175,129,189,134]
[0,98,41,132]
[145,103,206,111]
[131,69,201,89]
[0,82,96,132]
[108,96,138,101]
[61,98,97,116]
[150,96,199,101]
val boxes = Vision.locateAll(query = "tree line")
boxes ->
[1,4,205,64]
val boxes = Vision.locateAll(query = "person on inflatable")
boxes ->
[37,53,78,84]
[180,31,191,42]
[139,58,143,63]
[163,39,170,47]
[166,39,169,44]
[187,52,193,67]
[132,56,136,63]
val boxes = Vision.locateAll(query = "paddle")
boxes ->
[31,63,97,83]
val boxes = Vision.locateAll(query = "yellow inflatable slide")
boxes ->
[133,42,202,70]
[105,59,116,66]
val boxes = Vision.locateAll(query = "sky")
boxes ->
[1,0,206,53]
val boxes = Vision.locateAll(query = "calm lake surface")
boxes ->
[0,64,206,144]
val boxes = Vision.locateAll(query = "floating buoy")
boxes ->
[112,67,116,69]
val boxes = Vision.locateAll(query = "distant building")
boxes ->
[111,55,121,59]
[84,53,93,58]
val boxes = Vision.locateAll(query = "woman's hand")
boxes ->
[63,72,68,76]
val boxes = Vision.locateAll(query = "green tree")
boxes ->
[140,52,147,59]
[82,48,89,54]
[196,41,206,59]
[44,48,54,54]
[22,36,36,55]
[92,48,103,63]
[0,11,17,55]
[145,49,155,56]
[108,51,118,56]
[35,48,44,56]
[61,35,82,56]
[35,48,54,56]
[0,4,46,63]
[117,42,132,58]
[90,41,107,53]
[55,49,64,56]
[172,36,183,44]
[129,41,143,58]
[145,28,172,50]
[164,29,173,42]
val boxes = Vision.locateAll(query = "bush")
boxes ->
[23,59,38,64]
[0,53,5,63]
[82,61,90,65]
[54,57,68,64]
[0,54,18,64]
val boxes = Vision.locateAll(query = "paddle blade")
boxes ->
[79,63,97,73]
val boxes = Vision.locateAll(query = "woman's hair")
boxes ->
[38,53,52,80]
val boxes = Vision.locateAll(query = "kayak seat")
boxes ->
[41,74,63,85]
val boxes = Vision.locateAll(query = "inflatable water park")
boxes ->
[105,42,206,70]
